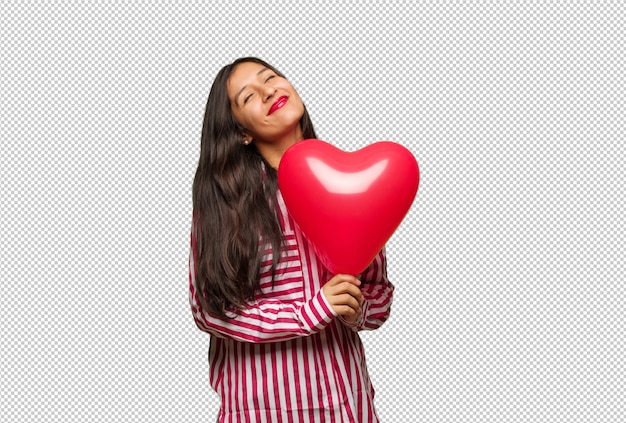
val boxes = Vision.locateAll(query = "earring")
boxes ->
[243,139,250,145]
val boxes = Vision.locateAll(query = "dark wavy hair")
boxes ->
[192,57,317,318]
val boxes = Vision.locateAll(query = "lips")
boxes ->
[268,96,288,115]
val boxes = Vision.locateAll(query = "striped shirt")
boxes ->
[189,190,395,422]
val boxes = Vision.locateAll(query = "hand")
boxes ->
[322,274,362,323]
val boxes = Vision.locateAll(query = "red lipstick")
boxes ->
[268,96,288,115]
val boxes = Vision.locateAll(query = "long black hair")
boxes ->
[192,57,317,318]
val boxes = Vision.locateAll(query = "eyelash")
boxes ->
[243,75,276,104]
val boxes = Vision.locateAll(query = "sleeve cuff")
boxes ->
[299,289,336,333]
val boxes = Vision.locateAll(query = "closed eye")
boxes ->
[242,74,276,104]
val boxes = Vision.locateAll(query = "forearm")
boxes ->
[190,283,337,342]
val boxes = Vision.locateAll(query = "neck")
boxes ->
[256,126,303,169]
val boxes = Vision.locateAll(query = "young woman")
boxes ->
[189,57,395,422]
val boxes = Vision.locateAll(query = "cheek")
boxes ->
[232,108,253,128]
[291,97,305,118]
[289,92,305,112]
[234,108,266,134]
[296,98,305,113]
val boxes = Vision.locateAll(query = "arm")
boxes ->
[339,247,395,331]
[188,230,337,344]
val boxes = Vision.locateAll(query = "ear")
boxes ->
[242,133,253,145]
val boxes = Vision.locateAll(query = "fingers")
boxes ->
[322,274,363,319]
[323,280,362,304]
[334,304,361,322]
[326,274,361,287]
[331,293,361,310]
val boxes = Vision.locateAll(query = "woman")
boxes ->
[189,57,394,422]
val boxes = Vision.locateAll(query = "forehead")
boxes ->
[226,62,269,96]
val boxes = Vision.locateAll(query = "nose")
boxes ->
[262,85,277,102]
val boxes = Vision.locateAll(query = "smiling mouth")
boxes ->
[268,96,288,115]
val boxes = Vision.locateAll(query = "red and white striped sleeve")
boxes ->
[189,230,337,344]
[341,247,395,331]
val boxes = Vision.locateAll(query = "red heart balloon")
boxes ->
[278,139,419,275]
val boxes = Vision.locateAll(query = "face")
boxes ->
[227,61,305,146]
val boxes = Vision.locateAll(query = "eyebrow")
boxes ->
[233,67,271,106]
